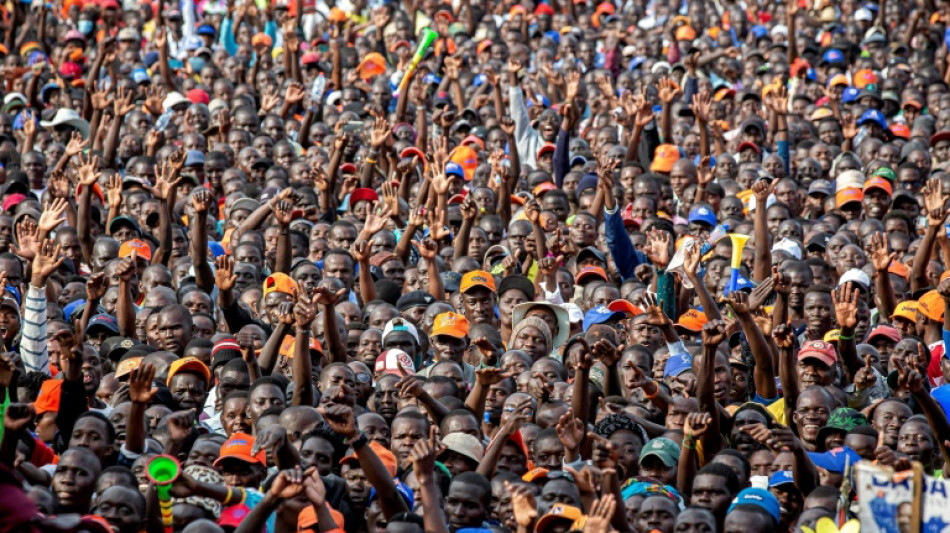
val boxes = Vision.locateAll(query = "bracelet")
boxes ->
[644,381,660,399]
[365,157,377,164]
[345,432,369,450]
[838,333,854,340]
[223,486,234,506]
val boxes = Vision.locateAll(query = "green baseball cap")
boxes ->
[815,408,868,451]
[873,167,896,182]
[639,438,681,468]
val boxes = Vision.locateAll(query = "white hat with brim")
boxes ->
[512,301,570,351]
[162,91,190,112]
[39,108,89,138]
[439,432,484,463]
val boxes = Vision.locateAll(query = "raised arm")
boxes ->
[751,179,773,282]
[291,295,316,407]
[723,291,777,399]
[912,180,947,293]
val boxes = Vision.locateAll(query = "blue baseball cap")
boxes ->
[857,109,887,130]
[543,30,561,44]
[768,470,796,489]
[663,352,693,378]
[445,162,465,179]
[185,150,206,167]
[208,241,226,258]
[807,446,862,473]
[582,305,625,331]
[750,25,768,39]
[63,299,86,321]
[841,87,860,103]
[729,488,780,524]
[131,67,150,84]
[724,274,756,295]
[821,49,845,65]
[933,384,950,416]
[197,24,216,36]
[86,313,119,334]
[688,205,717,227]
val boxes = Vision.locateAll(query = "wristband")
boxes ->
[345,432,369,450]
[223,486,234,505]
[838,333,854,340]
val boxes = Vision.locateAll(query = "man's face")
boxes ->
[248,383,285,422]
[690,474,733,517]
[158,309,192,354]
[324,255,354,289]
[460,287,495,325]
[52,450,100,513]
[390,417,427,469]
[94,486,143,533]
[169,373,207,411]
[445,481,488,530]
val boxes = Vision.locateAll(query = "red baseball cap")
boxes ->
[798,340,837,366]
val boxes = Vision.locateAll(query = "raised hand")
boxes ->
[832,281,859,329]
[370,116,392,148]
[639,292,670,327]
[294,292,317,329]
[148,161,184,200]
[768,85,789,116]
[4,403,35,433]
[854,355,878,391]
[747,276,774,311]
[317,385,359,438]
[273,200,294,226]
[276,302,295,326]
[115,251,137,283]
[752,179,772,202]
[269,467,309,500]
[417,238,439,260]
[460,194,478,221]
[32,239,64,283]
[592,338,621,366]
[114,86,137,116]
[868,232,897,272]
[191,189,213,215]
[772,323,795,349]
[39,198,68,234]
[311,286,347,307]
[214,255,237,292]
[720,290,755,316]
[47,170,70,199]
[363,202,393,236]
[410,425,445,475]
[645,228,671,269]
[682,241,701,277]
[128,362,158,403]
[85,272,108,301]
[923,179,947,219]
[351,240,370,263]
[690,91,712,124]
[772,265,791,294]
[585,495,617,533]
[11,219,38,260]
[105,174,122,211]
[684,412,713,438]
[555,408,585,451]
[65,131,88,157]
[505,481,538,528]
[657,77,682,104]
[144,85,165,116]
[701,319,727,348]
[303,467,326,506]
[76,152,100,187]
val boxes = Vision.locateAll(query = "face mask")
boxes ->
[78,20,93,34]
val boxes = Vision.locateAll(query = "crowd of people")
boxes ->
[0,0,948,531]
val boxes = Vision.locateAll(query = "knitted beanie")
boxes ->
[510,316,553,352]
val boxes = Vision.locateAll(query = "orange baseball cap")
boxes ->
[650,144,680,173]
[675,309,708,332]
[214,432,266,466]
[888,261,910,280]
[714,87,736,101]
[34,379,63,415]
[328,7,348,21]
[115,356,142,380]
[449,145,478,182]
[537,143,556,158]
[810,108,834,121]
[827,74,849,87]
[166,356,211,387]
[863,177,892,196]
[278,334,323,359]
[340,441,397,476]
[119,238,152,261]
[461,135,485,151]
[263,272,299,299]
[890,124,911,139]
[854,69,877,89]
[675,26,696,40]
[298,504,345,531]
[431,312,470,338]
[510,4,527,16]
[891,301,918,322]
[917,290,945,321]
[460,270,496,293]
[575,265,608,284]
[607,299,643,316]
[835,188,863,208]
[533,182,557,197]
[357,52,387,80]
[251,33,272,48]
